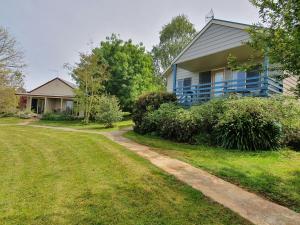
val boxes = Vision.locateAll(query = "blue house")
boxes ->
[163,19,297,105]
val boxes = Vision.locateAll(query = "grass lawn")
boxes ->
[125,131,300,212]
[0,126,250,225]
[31,119,133,131]
[0,117,27,124]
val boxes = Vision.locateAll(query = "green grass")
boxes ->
[124,131,300,212]
[0,117,27,124]
[31,119,133,131]
[0,126,250,225]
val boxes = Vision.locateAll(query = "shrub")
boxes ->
[0,87,18,116]
[132,92,177,133]
[17,109,36,119]
[284,128,300,151]
[94,95,123,128]
[135,95,300,151]
[214,98,283,151]
[191,98,228,139]
[42,112,76,121]
[146,103,200,143]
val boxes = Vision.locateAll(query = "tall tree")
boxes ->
[95,34,163,111]
[0,26,25,114]
[248,0,300,79]
[152,15,197,73]
[68,51,110,123]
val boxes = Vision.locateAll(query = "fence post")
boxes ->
[172,64,177,93]
[262,55,269,96]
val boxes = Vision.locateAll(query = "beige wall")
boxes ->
[283,76,298,96]
[30,79,75,97]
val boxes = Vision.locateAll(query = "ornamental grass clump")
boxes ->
[214,98,283,151]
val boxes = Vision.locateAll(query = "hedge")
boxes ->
[132,94,300,151]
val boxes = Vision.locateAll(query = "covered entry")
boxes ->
[16,77,76,114]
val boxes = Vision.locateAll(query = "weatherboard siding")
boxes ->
[283,76,297,96]
[176,24,250,64]
[30,79,75,96]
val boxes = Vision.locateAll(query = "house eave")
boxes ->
[162,18,252,77]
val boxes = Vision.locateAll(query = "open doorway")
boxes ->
[31,98,44,114]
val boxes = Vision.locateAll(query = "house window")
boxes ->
[177,78,191,90]
[183,78,192,89]
[65,100,73,112]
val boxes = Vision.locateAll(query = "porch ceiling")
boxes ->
[178,45,262,72]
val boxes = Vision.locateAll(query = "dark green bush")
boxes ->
[41,112,76,121]
[146,103,200,143]
[133,92,177,134]
[284,128,300,151]
[191,98,228,141]
[214,98,283,150]
[134,95,300,151]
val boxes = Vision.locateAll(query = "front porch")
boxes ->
[25,96,74,114]
[171,46,283,105]
[174,72,283,105]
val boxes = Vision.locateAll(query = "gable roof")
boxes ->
[28,77,76,93]
[163,18,251,76]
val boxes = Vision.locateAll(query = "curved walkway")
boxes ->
[18,124,300,225]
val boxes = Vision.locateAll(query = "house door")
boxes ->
[37,99,45,114]
[212,70,224,96]
[199,71,211,100]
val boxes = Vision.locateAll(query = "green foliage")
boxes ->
[215,98,283,151]
[132,92,177,133]
[152,15,197,73]
[94,95,123,128]
[0,87,18,115]
[191,98,228,138]
[42,112,77,121]
[17,109,35,119]
[94,34,163,111]
[284,128,300,151]
[249,0,300,79]
[147,103,199,143]
[68,51,110,123]
[135,96,300,151]
[0,27,25,115]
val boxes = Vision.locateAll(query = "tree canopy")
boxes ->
[248,0,300,77]
[94,34,163,111]
[152,15,197,73]
[0,26,25,114]
[68,51,110,123]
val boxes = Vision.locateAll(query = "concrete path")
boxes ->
[18,125,300,225]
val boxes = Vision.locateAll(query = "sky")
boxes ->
[0,0,260,90]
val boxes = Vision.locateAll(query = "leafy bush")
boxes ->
[161,104,199,143]
[134,95,300,151]
[214,98,283,151]
[0,87,18,116]
[94,95,123,128]
[284,128,300,151]
[190,98,228,141]
[17,109,36,119]
[133,92,177,133]
[42,112,76,121]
